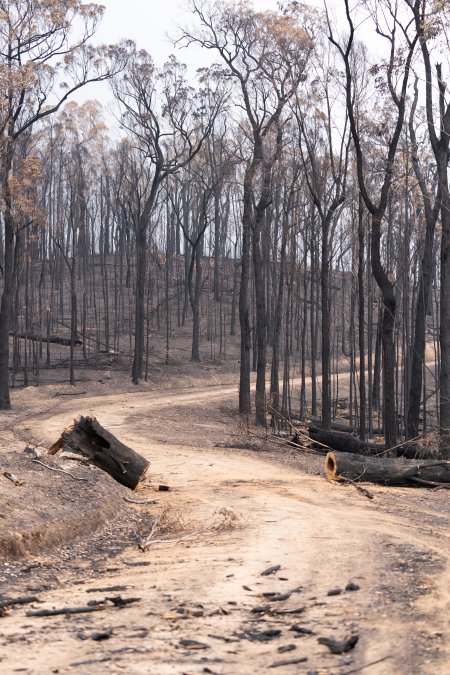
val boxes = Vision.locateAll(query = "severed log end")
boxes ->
[48,425,75,455]
[325,452,338,482]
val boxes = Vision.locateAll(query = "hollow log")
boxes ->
[49,416,149,490]
[325,451,450,486]
[309,426,437,460]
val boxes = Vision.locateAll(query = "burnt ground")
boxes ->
[0,364,449,674]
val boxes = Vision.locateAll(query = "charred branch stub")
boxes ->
[49,416,149,490]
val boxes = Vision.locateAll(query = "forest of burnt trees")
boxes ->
[0,1,449,457]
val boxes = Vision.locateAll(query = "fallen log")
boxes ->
[309,426,383,456]
[325,451,450,486]
[309,426,437,460]
[49,416,149,490]
[10,332,82,346]
[310,418,384,436]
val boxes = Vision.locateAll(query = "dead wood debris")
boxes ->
[237,628,282,642]
[106,595,141,608]
[49,416,150,489]
[0,596,39,610]
[338,477,375,500]
[179,638,210,650]
[26,604,107,618]
[124,496,158,505]
[31,459,88,482]
[262,591,291,602]
[26,596,140,617]
[54,391,87,397]
[269,656,308,668]
[261,564,281,576]
[318,634,359,654]
[23,445,44,458]
[272,607,306,616]
[340,655,392,674]
[1,469,23,486]
[86,585,128,594]
[277,644,297,653]
[290,624,315,635]
[77,628,113,641]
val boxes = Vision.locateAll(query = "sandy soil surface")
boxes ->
[0,366,450,675]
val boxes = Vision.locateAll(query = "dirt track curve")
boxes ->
[1,377,450,674]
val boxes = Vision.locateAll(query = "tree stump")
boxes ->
[49,416,150,490]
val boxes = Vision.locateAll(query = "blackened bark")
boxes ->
[357,196,366,441]
[406,80,440,439]
[239,166,253,414]
[413,0,450,454]
[253,224,267,426]
[0,206,14,409]
[132,226,146,384]
[321,220,331,430]
[329,0,419,450]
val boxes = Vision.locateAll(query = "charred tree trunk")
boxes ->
[0,147,14,409]
[239,164,253,415]
[406,79,440,439]
[371,213,398,450]
[132,225,146,384]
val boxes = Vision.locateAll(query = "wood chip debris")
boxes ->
[261,564,281,576]
[269,656,308,668]
[318,634,359,654]
[2,470,23,486]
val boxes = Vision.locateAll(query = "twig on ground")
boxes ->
[138,516,160,551]
[26,605,106,618]
[269,656,308,668]
[338,477,375,500]
[341,655,392,674]
[139,519,211,552]
[409,477,450,490]
[54,391,87,397]
[241,423,320,454]
[31,459,88,482]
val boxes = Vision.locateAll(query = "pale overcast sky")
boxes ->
[93,0,284,62]
[77,0,375,113]
[77,0,312,109]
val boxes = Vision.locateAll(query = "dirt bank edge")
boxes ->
[0,450,132,562]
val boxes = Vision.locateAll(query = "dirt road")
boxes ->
[1,376,449,674]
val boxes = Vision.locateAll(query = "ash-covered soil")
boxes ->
[0,365,449,674]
